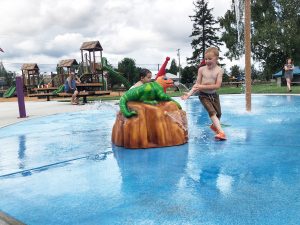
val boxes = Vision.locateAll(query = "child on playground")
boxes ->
[64,72,81,105]
[181,47,226,140]
[130,69,152,89]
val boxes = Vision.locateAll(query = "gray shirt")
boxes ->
[284,64,294,77]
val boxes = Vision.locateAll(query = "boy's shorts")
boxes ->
[198,92,222,119]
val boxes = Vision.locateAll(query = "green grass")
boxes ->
[58,83,300,102]
[218,83,300,94]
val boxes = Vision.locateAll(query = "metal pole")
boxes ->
[177,49,181,82]
[245,0,251,111]
[16,76,27,118]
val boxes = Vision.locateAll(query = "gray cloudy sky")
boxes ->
[0,0,234,73]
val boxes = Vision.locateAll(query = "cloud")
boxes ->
[0,0,234,72]
[44,33,85,57]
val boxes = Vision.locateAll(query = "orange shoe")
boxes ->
[210,124,218,133]
[215,132,227,140]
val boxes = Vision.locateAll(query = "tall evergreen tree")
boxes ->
[166,59,179,75]
[188,0,222,65]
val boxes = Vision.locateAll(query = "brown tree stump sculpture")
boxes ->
[112,101,188,149]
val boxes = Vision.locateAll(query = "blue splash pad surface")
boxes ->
[0,95,300,225]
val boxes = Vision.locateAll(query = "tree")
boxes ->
[219,0,300,80]
[188,0,222,66]
[230,65,241,78]
[135,67,144,83]
[0,62,15,86]
[251,65,263,81]
[4,71,15,86]
[219,4,244,60]
[166,59,178,75]
[118,58,138,85]
[0,62,6,77]
[180,65,198,85]
[222,69,230,83]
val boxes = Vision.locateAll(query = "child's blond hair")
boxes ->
[205,47,219,57]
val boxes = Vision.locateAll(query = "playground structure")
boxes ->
[79,41,104,84]
[21,63,40,93]
[102,57,130,90]
[3,86,16,98]
[3,40,133,100]
[55,59,79,87]
[1,39,187,101]
[2,40,179,100]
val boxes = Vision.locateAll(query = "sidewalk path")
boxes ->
[0,101,91,128]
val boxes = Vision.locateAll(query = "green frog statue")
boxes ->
[119,82,181,118]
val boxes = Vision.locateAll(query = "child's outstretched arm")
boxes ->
[181,67,203,100]
[181,85,199,100]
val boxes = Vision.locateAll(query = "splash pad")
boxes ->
[0,95,300,224]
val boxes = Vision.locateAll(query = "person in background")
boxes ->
[130,69,152,89]
[64,72,81,104]
[284,58,294,92]
[181,47,226,140]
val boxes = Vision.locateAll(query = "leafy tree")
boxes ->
[118,58,138,85]
[181,65,198,85]
[135,67,143,83]
[219,4,244,60]
[166,59,178,75]
[0,62,15,86]
[7,71,16,86]
[230,65,241,78]
[188,0,222,65]
[219,0,300,80]
[0,62,6,77]
[251,65,263,80]
[223,69,230,82]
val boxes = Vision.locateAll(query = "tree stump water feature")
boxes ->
[112,101,188,149]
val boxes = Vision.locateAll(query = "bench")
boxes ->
[28,91,111,103]
[94,91,111,95]
[28,93,57,101]
[58,91,110,103]
[113,87,127,96]
[291,82,300,85]
[223,81,244,87]
[58,91,93,103]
